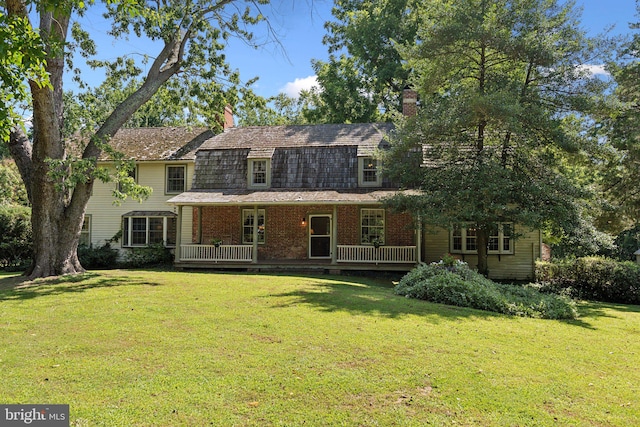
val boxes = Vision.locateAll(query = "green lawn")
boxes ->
[0,270,638,426]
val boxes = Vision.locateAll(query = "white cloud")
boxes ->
[280,75,319,98]
[578,64,610,77]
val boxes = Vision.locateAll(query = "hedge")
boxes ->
[535,257,640,305]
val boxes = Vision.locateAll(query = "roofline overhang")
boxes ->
[167,189,417,207]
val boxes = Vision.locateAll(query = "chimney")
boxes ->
[223,104,234,129]
[402,87,418,117]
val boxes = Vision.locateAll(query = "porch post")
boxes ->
[331,205,338,264]
[197,206,203,244]
[252,205,258,263]
[175,205,183,262]
[416,215,422,264]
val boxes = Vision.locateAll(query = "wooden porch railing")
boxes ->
[337,245,416,263]
[179,244,416,264]
[180,244,253,262]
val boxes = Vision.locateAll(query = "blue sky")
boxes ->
[70,0,638,99]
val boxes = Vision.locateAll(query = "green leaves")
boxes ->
[384,0,608,267]
[0,12,50,141]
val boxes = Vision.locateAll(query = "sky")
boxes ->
[70,0,638,100]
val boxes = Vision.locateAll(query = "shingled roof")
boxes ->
[199,123,394,151]
[99,127,214,161]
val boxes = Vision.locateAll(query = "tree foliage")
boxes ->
[303,0,419,123]
[383,0,609,275]
[2,0,270,278]
[601,2,640,224]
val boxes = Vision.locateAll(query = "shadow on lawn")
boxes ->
[0,272,161,301]
[269,275,498,323]
[269,274,627,328]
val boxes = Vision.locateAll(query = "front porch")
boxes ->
[177,243,417,271]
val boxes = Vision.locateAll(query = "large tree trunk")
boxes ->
[476,228,490,277]
[7,1,223,279]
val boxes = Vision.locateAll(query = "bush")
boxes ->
[121,243,174,268]
[78,243,119,269]
[0,205,32,269]
[395,262,578,319]
[535,257,640,305]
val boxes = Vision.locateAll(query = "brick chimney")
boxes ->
[223,104,234,129]
[402,87,418,117]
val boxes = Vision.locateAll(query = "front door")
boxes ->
[309,215,332,258]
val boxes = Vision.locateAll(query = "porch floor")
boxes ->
[174,258,416,274]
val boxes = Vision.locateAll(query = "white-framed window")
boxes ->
[358,157,382,187]
[451,223,513,254]
[242,209,265,244]
[361,208,385,245]
[248,159,270,188]
[79,215,91,247]
[166,165,186,194]
[122,213,177,247]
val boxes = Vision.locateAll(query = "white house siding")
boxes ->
[84,161,195,251]
[422,227,541,281]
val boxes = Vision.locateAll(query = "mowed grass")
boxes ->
[0,270,638,426]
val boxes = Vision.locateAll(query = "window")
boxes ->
[122,213,177,247]
[242,209,265,244]
[79,215,91,247]
[166,165,186,194]
[359,157,382,187]
[451,223,513,254]
[361,209,385,245]
[248,159,270,188]
[118,165,137,192]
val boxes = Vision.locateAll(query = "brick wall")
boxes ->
[194,204,416,260]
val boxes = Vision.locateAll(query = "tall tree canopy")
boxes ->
[383,0,609,275]
[302,0,419,123]
[602,2,640,224]
[2,0,270,278]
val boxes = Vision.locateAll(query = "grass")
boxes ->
[0,269,638,426]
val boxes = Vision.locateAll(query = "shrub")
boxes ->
[536,257,640,305]
[78,243,119,269]
[396,262,578,319]
[121,243,174,268]
[0,205,32,269]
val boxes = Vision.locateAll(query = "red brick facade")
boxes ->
[193,204,416,261]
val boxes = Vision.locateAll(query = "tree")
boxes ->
[383,0,609,275]
[0,159,29,206]
[305,0,419,123]
[602,2,640,224]
[236,92,307,126]
[2,0,270,279]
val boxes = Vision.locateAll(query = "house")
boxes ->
[167,122,421,273]
[84,95,542,280]
[82,126,217,253]
[167,118,543,280]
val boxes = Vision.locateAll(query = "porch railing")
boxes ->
[180,244,253,262]
[179,244,416,264]
[337,245,416,264]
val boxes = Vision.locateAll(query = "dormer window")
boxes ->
[248,159,270,188]
[358,157,381,187]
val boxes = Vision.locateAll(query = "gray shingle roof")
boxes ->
[199,123,394,151]
[100,127,214,161]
